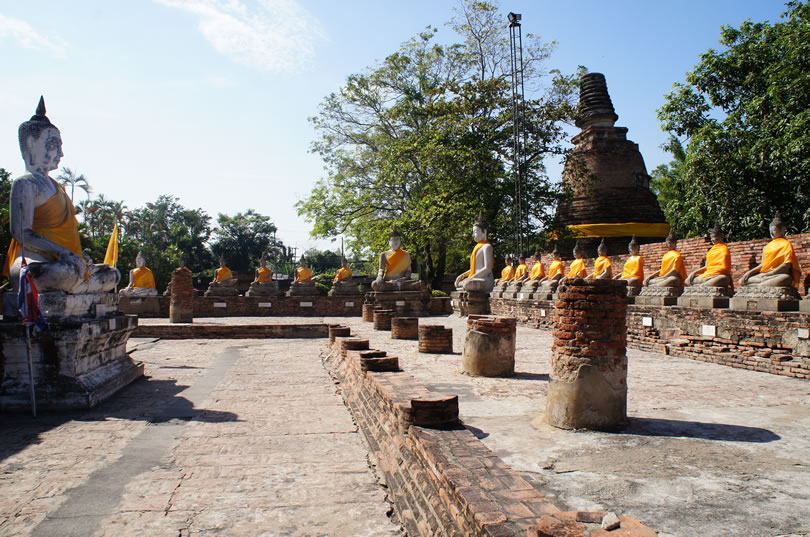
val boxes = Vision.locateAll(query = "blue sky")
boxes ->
[0,0,788,253]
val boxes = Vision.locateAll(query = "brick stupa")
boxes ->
[556,73,668,255]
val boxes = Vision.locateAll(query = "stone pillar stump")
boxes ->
[373,309,394,331]
[462,315,516,377]
[391,317,419,340]
[362,303,376,322]
[545,278,628,430]
[169,267,193,323]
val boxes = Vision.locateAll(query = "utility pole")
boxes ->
[508,12,527,256]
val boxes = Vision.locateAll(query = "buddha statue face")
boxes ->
[135,252,145,268]
[710,229,725,244]
[598,243,607,256]
[24,127,63,175]
[519,257,526,266]
[769,221,786,239]
[628,242,639,256]
[472,224,486,242]
[666,237,677,250]
[389,235,401,251]
[260,252,267,265]
[573,245,583,259]
[219,256,226,268]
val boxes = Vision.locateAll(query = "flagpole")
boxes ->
[19,229,37,417]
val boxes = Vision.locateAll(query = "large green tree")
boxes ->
[0,168,11,283]
[657,1,810,239]
[209,209,281,273]
[298,0,577,287]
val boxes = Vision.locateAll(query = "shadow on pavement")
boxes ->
[619,417,781,443]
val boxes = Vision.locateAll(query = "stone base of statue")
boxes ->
[677,285,732,309]
[634,286,683,306]
[119,287,158,298]
[0,292,142,411]
[729,286,801,312]
[801,298,810,313]
[489,282,509,299]
[245,281,280,297]
[329,281,361,296]
[365,290,431,316]
[204,284,240,297]
[287,282,319,297]
[118,295,163,315]
[450,291,490,316]
[501,281,525,300]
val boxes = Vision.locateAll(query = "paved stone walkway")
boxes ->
[1,337,402,537]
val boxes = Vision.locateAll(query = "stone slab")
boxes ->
[801,299,810,313]
[633,296,677,306]
[676,296,729,309]
[729,297,800,312]
[365,290,431,316]
[3,291,118,322]
[450,291,490,316]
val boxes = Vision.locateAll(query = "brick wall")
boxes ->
[120,295,363,317]
[133,323,328,339]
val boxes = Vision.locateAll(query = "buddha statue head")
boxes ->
[389,225,403,251]
[178,256,185,268]
[769,212,787,239]
[341,255,348,268]
[504,253,511,265]
[473,212,488,242]
[552,244,561,260]
[710,225,725,244]
[573,240,584,259]
[219,255,227,268]
[519,255,526,266]
[136,251,145,268]
[598,237,607,257]
[299,255,307,268]
[260,252,268,265]
[666,230,677,251]
[534,248,541,260]
[19,96,63,175]
[628,235,639,256]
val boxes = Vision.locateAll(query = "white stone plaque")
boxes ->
[258,302,272,308]
[519,293,525,300]
[642,316,653,327]
[396,300,406,306]
[540,309,546,317]
[701,324,716,337]
[345,301,354,307]
[214,302,227,308]
[108,319,116,330]
[798,328,809,339]
[300,302,313,307]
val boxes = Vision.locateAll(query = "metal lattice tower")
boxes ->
[508,12,527,255]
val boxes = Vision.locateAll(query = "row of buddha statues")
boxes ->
[469,213,803,306]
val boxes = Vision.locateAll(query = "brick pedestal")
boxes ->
[362,303,376,322]
[462,315,516,377]
[391,317,419,340]
[328,325,351,343]
[373,309,394,331]
[169,267,193,323]
[418,325,453,354]
[545,278,628,430]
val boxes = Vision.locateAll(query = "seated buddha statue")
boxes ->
[3,97,120,295]
[205,255,239,296]
[644,232,686,290]
[503,255,530,297]
[615,236,644,296]
[520,249,546,295]
[288,255,318,296]
[588,238,612,280]
[686,225,732,289]
[490,254,515,297]
[566,241,587,279]
[246,252,279,296]
[330,255,360,295]
[736,213,801,299]
[371,226,426,292]
[120,251,157,296]
[454,215,494,294]
[536,245,565,296]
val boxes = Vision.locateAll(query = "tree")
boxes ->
[0,168,11,282]
[657,1,810,239]
[298,0,577,287]
[56,167,92,217]
[649,136,697,237]
[209,210,281,273]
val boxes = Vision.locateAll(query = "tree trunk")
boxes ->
[421,239,433,284]
[431,240,447,291]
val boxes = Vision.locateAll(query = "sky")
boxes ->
[0,0,789,255]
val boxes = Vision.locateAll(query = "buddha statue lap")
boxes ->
[3,97,120,303]
[205,255,240,296]
[454,215,494,294]
[535,245,564,298]
[615,235,644,297]
[520,249,546,297]
[120,251,158,297]
[370,226,426,292]
[246,252,279,297]
[638,232,686,304]
[732,213,801,308]
[588,238,612,280]
[287,255,318,296]
[330,255,360,296]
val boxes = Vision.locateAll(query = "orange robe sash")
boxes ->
[761,238,800,284]
[621,255,644,280]
[660,250,686,280]
[384,248,410,277]
[334,267,353,283]
[514,263,528,279]
[567,258,586,278]
[529,261,545,280]
[702,243,731,278]
[131,266,156,289]
[3,182,86,278]
[469,241,489,275]
[296,266,313,282]
[548,260,564,278]
[500,265,515,281]
[256,266,273,282]
[593,256,612,276]
[216,266,233,282]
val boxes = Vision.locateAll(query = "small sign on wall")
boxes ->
[395,300,406,306]
[258,302,272,308]
[701,324,716,337]
[519,293,525,299]
[345,301,354,307]
[540,309,546,317]
[798,328,809,339]
[214,302,227,308]
[300,302,313,307]
[642,316,653,327]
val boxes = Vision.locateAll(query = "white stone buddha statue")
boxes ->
[537,245,565,293]
[120,251,158,297]
[739,214,800,289]
[204,255,239,296]
[686,225,732,289]
[454,216,494,293]
[644,232,686,289]
[245,252,279,296]
[287,255,318,296]
[3,97,120,294]
[371,226,425,292]
[588,238,612,280]
[330,254,360,296]
[615,235,644,296]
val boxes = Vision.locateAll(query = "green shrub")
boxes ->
[315,282,330,296]
[431,289,448,298]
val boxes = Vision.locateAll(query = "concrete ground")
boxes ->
[2,314,808,537]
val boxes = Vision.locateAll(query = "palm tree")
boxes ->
[57,167,92,221]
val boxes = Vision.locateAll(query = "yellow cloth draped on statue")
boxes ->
[131,266,156,289]
[568,222,671,238]
[567,258,586,278]
[514,263,528,279]
[548,260,564,278]
[500,265,515,281]
[593,256,612,276]
[215,266,233,282]
[469,241,489,275]
[529,261,545,280]
[760,237,801,284]
[384,248,410,277]
[334,267,353,283]
[659,250,686,280]
[702,244,731,278]
[621,255,644,280]
[296,266,313,282]
[256,266,273,282]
